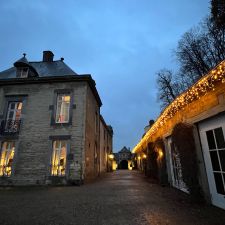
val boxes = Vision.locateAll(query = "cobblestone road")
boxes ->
[0,170,225,225]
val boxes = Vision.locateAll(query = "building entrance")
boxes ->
[119,160,128,169]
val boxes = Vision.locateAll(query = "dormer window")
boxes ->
[17,67,29,78]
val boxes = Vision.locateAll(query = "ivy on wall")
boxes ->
[146,142,158,179]
[145,139,168,185]
[155,138,168,186]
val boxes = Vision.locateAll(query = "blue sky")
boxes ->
[0,0,209,151]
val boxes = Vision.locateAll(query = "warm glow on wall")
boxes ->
[132,60,225,154]
[142,154,147,159]
[128,160,133,170]
[158,150,163,158]
[63,96,71,102]
[108,154,114,160]
[112,161,117,170]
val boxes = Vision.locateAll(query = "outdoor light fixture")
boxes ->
[158,150,163,158]
[142,154,147,159]
[108,154,114,160]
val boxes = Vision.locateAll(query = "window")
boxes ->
[55,94,71,123]
[169,141,188,192]
[5,102,22,133]
[51,140,67,176]
[0,142,15,176]
[206,127,225,195]
[17,67,29,78]
[6,102,22,121]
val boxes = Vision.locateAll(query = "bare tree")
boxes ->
[211,0,225,31]
[156,1,225,110]
[175,15,225,88]
[156,69,181,109]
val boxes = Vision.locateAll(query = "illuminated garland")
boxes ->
[133,61,225,153]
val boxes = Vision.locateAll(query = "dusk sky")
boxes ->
[0,0,209,152]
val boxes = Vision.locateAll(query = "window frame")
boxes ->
[51,140,68,177]
[1,95,27,137]
[6,101,23,121]
[49,135,71,177]
[50,89,74,126]
[16,67,29,78]
[0,141,16,177]
[55,94,71,124]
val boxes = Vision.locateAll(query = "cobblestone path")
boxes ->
[0,170,225,225]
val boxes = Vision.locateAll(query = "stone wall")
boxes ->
[84,84,100,181]
[0,81,87,185]
[99,117,113,174]
[99,118,107,174]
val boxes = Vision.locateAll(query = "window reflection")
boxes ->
[51,140,67,176]
[55,94,70,123]
[0,142,15,176]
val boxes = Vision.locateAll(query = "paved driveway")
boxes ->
[0,170,225,225]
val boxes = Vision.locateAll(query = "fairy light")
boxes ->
[132,60,225,153]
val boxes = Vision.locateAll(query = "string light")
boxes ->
[133,61,225,153]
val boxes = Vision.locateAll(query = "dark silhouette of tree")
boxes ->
[156,69,181,109]
[176,28,211,82]
[175,16,225,86]
[211,0,225,30]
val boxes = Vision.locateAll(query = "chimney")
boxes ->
[149,119,155,127]
[43,51,54,62]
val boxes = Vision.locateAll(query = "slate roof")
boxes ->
[0,53,102,107]
[0,57,77,79]
[119,147,131,153]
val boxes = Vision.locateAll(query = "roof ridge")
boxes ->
[29,60,62,63]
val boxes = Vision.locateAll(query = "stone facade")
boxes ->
[0,51,112,185]
[99,115,113,173]
[114,147,132,169]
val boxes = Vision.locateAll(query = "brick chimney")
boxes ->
[43,51,54,62]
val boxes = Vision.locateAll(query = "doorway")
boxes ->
[167,137,188,192]
[119,160,128,169]
[199,114,225,210]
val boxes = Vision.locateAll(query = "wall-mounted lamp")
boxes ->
[108,154,114,160]
[142,154,147,159]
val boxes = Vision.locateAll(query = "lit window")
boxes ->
[6,102,23,121]
[5,102,22,133]
[55,94,71,123]
[0,142,15,176]
[51,140,67,176]
[17,67,29,78]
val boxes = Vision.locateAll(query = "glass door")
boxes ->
[168,137,188,192]
[199,115,225,210]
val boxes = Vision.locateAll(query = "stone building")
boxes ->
[114,146,132,169]
[133,60,225,210]
[99,115,113,173]
[0,51,113,185]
